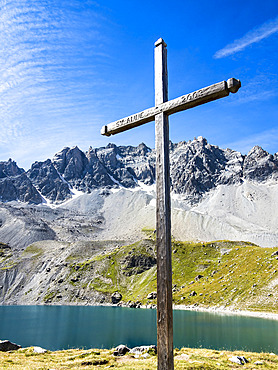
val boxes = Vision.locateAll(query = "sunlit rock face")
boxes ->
[0,159,41,204]
[170,136,244,203]
[1,138,278,252]
[243,145,278,182]
[27,159,72,203]
[1,138,278,205]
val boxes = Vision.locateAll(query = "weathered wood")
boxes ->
[100,78,241,137]
[155,38,174,370]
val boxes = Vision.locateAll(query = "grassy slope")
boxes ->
[1,234,278,312]
[86,233,278,313]
[0,347,278,369]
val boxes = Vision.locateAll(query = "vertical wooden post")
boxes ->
[155,38,174,370]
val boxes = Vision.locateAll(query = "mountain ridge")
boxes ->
[1,138,278,307]
[1,136,278,205]
[1,137,278,251]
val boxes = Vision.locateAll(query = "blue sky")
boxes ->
[0,0,278,169]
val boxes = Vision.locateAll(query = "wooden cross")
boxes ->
[101,38,241,370]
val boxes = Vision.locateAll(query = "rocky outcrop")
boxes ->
[229,356,249,365]
[121,240,156,276]
[27,159,72,203]
[111,292,122,304]
[1,138,278,205]
[170,137,244,202]
[243,146,278,182]
[0,340,21,351]
[122,253,157,276]
[0,160,41,204]
[147,292,157,299]
[113,344,130,356]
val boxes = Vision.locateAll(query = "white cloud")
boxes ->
[214,16,278,58]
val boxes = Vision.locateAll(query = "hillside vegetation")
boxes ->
[1,233,278,313]
[83,234,278,313]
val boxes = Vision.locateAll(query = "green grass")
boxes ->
[88,240,157,302]
[171,240,278,312]
[1,236,278,313]
[86,239,278,312]
[43,291,56,303]
[0,347,277,369]
[23,245,43,257]
[0,243,12,262]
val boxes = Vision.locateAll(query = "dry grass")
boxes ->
[0,347,277,369]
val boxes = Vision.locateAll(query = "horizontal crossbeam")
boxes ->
[101,78,241,137]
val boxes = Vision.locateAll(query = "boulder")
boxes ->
[130,345,157,355]
[113,344,130,356]
[195,274,203,281]
[33,346,47,353]
[122,251,157,276]
[128,301,137,308]
[0,340,21,351]
[189,291,197,296]
[229,356,248,365]
[147,292,157,299]
[111,292,122,304]
[142,352,150,358]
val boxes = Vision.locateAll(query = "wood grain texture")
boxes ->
[155,39,174,370]
[101,79,240,136]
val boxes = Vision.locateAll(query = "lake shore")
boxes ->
[4,300,278,321]
[173,304,278,321]
[99,301,278,321]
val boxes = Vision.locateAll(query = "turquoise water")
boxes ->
[0,305,277,352]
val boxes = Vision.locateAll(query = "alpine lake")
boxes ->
[0,305,278,353]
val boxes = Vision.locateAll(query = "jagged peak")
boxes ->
[29,158,52,169]
[53,146,84,161]
[106,143,117,149]
[246,145,269,158]
[54,147,70,155]
[0,159,25,177]
[69,145,83,154]
[197,136,207,143]
[191,135,207,143]
[137,142,150,150]
[0,158,18,166]
[136,142,151,155]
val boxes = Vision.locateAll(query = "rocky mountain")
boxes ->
[1,136,278,205]
[2,137,278,306]
[1,136,278,253]
[0,159,42,204]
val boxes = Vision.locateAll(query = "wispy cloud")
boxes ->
[223,128,278,155]
[214,16,278,58]
[226,74,278,106]
[0,0,111,156]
